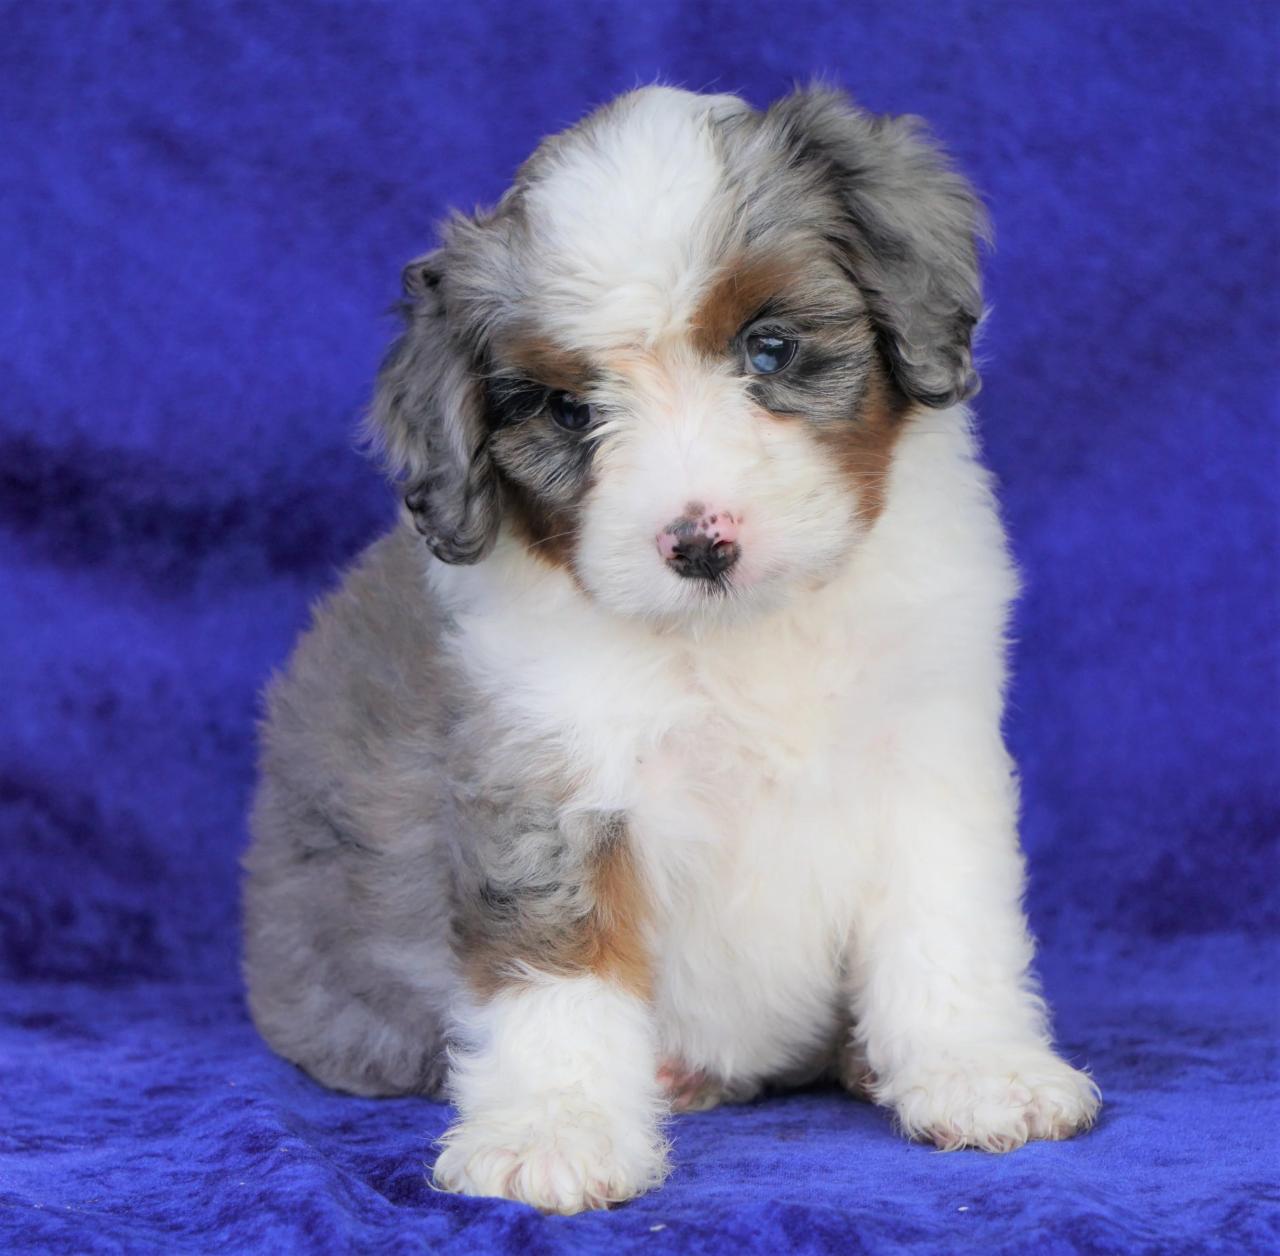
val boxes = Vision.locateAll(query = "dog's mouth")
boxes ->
[658,563,790,633]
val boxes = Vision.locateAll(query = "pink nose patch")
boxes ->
[656,506,740,560]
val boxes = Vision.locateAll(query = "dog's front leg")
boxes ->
[432,812,668,1213]
[848,707,1099,1151]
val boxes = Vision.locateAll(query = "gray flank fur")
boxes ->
[243,529,631,1094]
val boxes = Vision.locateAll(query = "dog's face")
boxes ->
[371,87,986,625]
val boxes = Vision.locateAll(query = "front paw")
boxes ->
[887,1047,1100,1152]
[432,1103,668,1214]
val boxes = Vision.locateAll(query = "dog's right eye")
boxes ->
[548,391,594,431]
[744,330,798,376]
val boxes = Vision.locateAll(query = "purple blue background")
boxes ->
[2,2,1277,1251]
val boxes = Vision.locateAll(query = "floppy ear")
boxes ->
[773,87,989,408]
[365,249,501,564]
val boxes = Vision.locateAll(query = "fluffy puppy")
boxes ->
[242,85,1099,1214]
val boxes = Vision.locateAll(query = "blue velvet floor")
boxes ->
[3,937,1276,1253]
[2,2,1277,1252]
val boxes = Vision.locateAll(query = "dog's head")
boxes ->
[368,86,987,624]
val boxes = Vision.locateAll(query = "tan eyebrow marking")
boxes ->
[688,251,800,356]
[495,329,594,393]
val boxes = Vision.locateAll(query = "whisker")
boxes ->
[525,529,578,551]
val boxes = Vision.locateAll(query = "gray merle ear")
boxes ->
[773,87,989,408]
[364,249,501,564]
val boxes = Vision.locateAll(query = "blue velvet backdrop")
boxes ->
[2,2,1277,1251]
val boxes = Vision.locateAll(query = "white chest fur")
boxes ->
[625,598,877,1082]
[437,538,884,1082]
[429,413,1017,1087]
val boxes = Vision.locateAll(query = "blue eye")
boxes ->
[745,332,798,376]
[548,391,594,431]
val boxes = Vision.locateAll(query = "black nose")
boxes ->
[666,534,740,580]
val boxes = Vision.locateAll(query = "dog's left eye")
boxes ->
[548,391,594,431]
[744,332,798,376]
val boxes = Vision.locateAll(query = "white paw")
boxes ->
[432,1104,668,1214]
[888,1047,1100,1152]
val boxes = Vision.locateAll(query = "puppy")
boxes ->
[242,85,1099,1214]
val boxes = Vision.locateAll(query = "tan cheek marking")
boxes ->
[815,362,914,526]
[488,328,595,578]
[465,829,652,1001]
[504,486,584,576]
